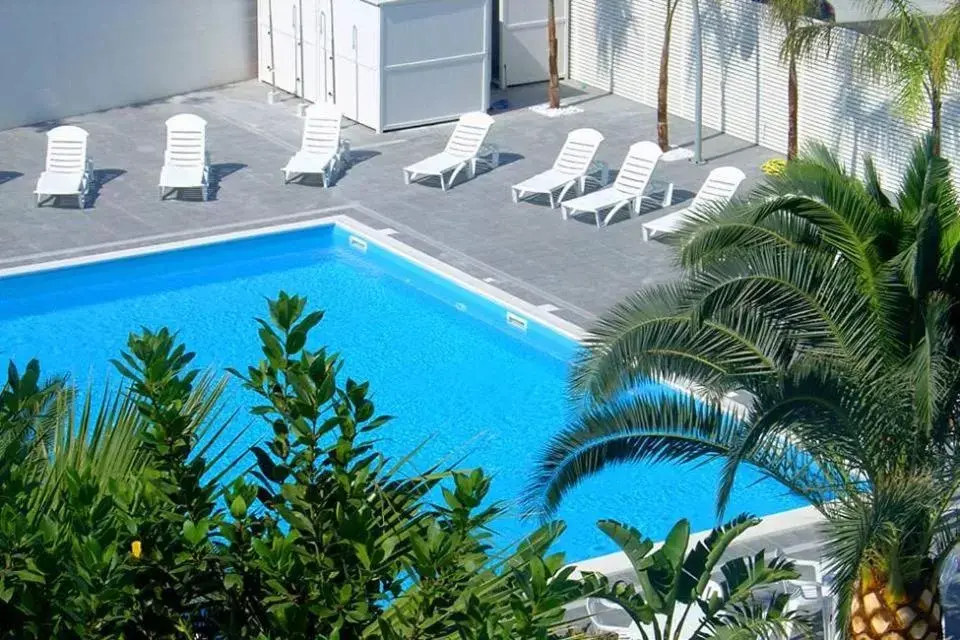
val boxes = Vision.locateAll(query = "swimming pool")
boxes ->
[0,218,804,560]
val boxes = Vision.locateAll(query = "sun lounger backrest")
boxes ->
[690,167,746,212]
[164,114,207,169]
[301,104,341,155]
[553,128,604,175]
[444,112,494,159]
[613,141,662,195]
[45,126,89,175]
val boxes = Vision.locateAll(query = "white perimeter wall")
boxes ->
[569,0,960,186]
[0,0,257,131]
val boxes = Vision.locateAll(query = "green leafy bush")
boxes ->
[0,293,579,639]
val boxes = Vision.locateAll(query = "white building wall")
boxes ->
[0,0,257,131]
[381,0,491,131]
[568,0,954,186]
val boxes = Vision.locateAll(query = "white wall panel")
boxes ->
[0,0,257,131]
[499,0,567,86]
[380,0,491,131]
[567,0,953,185]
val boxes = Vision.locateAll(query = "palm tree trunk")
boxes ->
[787,51,798,160]
[850,573,942,640]
[547,0,560,109]
[657,1,678,152]
[931,87,942,157]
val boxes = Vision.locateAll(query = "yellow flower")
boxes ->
[131,540,142,559]
[761,158,787,176]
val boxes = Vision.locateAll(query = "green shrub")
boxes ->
[0,293,579,639]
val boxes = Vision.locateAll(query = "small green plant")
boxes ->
[578,516,811,640]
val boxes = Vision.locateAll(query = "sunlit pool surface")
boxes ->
[0,223,804,560]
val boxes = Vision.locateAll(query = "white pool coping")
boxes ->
[0,214,586,343]
[0,214,825,571]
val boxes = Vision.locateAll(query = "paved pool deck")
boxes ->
[0,79,774,326]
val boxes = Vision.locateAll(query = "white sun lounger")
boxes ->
[641,166,746,241]
[35,125,93,209]
[159,113,209,201]
[403,112,498,191]
[283,103,351,187]
[511,128,606,208]
[560,141,663,228]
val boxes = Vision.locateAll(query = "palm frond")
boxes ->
[524,391,835,519]
[675,200,825,271]
[685,246,886,366]
[26,371,229,524]
[570,282,792,403]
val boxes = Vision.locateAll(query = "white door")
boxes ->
[268,0,299,95]
[499,0,567,87]
[335,23,359,121]
[299,0,334,103]
[317,0,335,103]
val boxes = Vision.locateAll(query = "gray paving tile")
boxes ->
[0,79,779,325]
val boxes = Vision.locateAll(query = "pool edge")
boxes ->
[0,214,586,344]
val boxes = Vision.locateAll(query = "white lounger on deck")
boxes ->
[511,128,605,208]
[641,167,746,241]
[159,114,209,201]
[35,125,93,209]
[560,141,663,228]
[283,104,351,187]
[403,112,497,191]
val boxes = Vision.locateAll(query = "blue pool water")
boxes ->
[0,224,804,560]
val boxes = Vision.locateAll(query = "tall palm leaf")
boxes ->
[527,136,960,639]
[0,360,67,484]
[25,372,231,525]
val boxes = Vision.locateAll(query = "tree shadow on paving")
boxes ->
[489,82,592,114]
[29,120,64,133]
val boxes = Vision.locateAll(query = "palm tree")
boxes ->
[526,136,960,640]
[766,0,831,160]
[853,0,960,156]
[789,0,960,156]
[547,0,560,109]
